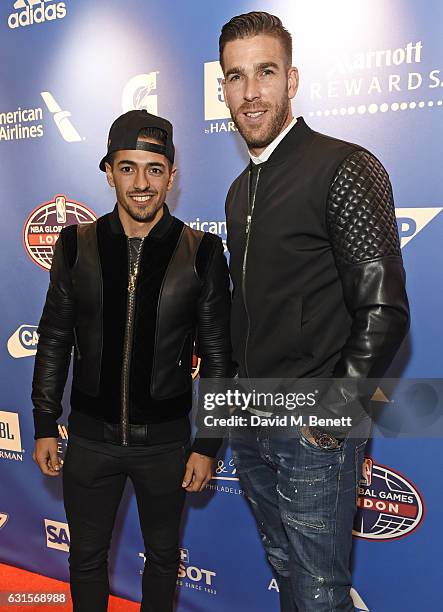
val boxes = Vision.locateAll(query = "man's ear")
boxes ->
[105,162,115,187]
[288,66,299,100]
[167,166,177,191]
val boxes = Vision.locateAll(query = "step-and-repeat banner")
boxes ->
[1,0,442,610]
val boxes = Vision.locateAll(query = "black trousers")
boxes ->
[62,435,188,612]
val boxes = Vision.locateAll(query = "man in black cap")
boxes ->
[31,110,233,611]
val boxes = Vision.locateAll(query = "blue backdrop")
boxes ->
[1,1,442,610]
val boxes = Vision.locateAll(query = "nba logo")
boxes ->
[360,457,373,486]
[56,196,66,224]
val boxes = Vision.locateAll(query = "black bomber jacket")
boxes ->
[226,117,410,432]
[32,204,233,456]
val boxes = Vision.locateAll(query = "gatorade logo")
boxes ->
[122,72,158,114]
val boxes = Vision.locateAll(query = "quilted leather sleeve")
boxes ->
[327,150,401,265]
[322,150,410,435]
[31,230,75,439]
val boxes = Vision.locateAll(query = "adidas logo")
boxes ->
[8,0,67,29]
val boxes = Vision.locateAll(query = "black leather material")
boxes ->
[32,207,233,457]
[71,222,103,397]
[320,150,410,431]
[150,225,203,399]
[31,236,75,438]
[327,150,401,265]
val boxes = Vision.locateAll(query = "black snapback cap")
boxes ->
[99,109,175,171]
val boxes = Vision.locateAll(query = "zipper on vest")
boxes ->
[120,236,145,446]
[242,166,261,378]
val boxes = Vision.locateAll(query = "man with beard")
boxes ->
[32,110,232,611]
[219,12,409,611]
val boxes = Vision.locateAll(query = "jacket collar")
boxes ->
[248,116,315,170]
[108,202,174,239]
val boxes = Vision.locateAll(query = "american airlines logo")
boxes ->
[395,207,443,248]
[8,0,67,29]
[40,92,82,143]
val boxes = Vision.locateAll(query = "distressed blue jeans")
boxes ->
[230,416,370,611]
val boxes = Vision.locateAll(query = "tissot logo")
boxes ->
[177,547,217,595]
[395,207,443,248]
[8,0,67,29]
[122,73,158,114]
[7,325,38,358]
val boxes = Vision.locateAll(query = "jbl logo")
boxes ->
[0,412,21,452]
[0,422,14,440]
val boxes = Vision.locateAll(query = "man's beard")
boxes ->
[123,192,161,223]
[232,98,290,150]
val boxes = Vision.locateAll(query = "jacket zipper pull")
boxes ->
[128,264,139,293]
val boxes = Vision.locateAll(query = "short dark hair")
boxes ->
[106,126,170,169]
[219,11,292,69]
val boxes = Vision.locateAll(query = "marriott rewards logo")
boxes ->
[0,92,82,143]
[308,40,442,118]
[7,0,67,29]
[204,39,442,125]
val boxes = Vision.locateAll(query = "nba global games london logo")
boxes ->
[23,195,96,271]
[353,457,424,540]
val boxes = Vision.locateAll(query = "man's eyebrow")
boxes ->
[117,160,166,168]
[254,61,279,72]
[225,66,245,78]
[225,62,280,78]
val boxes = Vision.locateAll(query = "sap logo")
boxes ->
[0,513,9,530]
[8,0,67,30]
[396,208,443,248]
[40,92,82,143]
[0,412,22,453]
[7,325,39,359]
[122,73,158,114]
[204,61,230,121]
[45,519,70,552]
